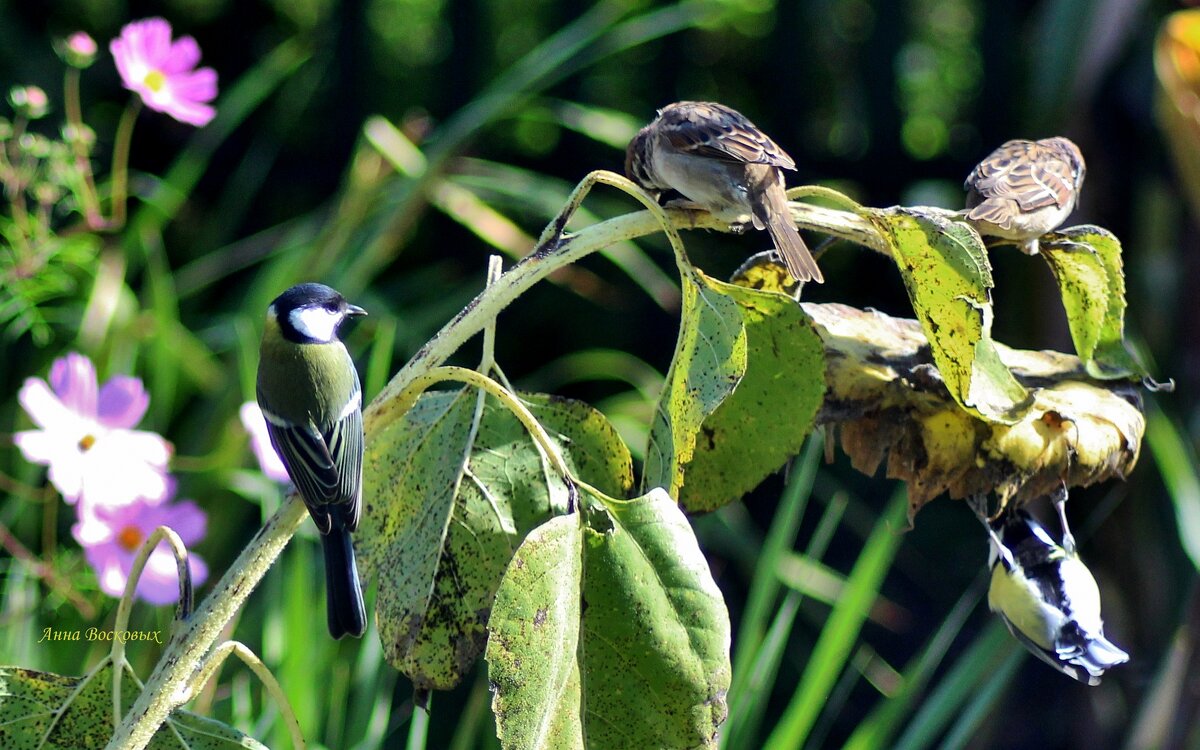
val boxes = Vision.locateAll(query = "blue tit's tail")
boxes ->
[322,517,366,639]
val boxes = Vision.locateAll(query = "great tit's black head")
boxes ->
[268,282,367,344]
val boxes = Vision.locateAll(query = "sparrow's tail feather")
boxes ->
[766,216,824,284]
[322,520,367,639]
[760,187,824,283]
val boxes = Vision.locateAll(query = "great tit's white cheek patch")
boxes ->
[290,306,342,342]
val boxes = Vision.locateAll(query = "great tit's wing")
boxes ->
[659,102,796,169]
[324,391,363,532]
[258,395,340,532]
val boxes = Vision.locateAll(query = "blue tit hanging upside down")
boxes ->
[258,283,367,639]
[967,492,1128,685]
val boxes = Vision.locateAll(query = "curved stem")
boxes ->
[109,99,142,230]
[364,186,886,435]
[189,641,306,750]
[110,525,192,732]
[402,365,572,481]
[104,496,308,750]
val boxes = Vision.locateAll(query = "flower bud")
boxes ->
[9,85,49,119]
[57,32,98,69]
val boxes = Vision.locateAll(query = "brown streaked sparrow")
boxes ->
[625,101,824,283]
[963,137,1086,255]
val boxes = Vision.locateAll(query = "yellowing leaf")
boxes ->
[864,206,1031,423]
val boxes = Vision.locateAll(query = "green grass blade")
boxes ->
[1146,402,1200,571]
[723,493,848,750]
[892,622,1017,750]
[730,435,823,696]
[763,488,909,750]
[844,584,985,750]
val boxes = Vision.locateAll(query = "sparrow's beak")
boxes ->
[346,304,367,318]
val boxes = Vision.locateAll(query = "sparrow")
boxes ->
[257,283,368,639]
[625,101,824,283]
[963,137,1086,255]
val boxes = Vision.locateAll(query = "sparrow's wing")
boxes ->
[965,140,1076,212]
[659,101,796,170]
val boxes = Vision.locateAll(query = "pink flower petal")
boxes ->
[165,99,216,127]
[161,36,201,74]
[50,353,98,416]
[137,18,174,65]
[239,402,290,483]
[171,68,218,102]
[74,493,209,605]
[98,376,150,429]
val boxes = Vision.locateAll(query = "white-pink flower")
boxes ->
[238,402,290,484]
[110,18,217,127]
[73,487,208,605]
[14,353,171,507]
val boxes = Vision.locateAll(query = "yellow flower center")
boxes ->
[78,434,96,452]
[117,525,144,552]
[143,69,166,92]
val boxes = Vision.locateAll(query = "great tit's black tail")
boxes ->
[322,520,366,639]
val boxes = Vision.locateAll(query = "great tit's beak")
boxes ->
[346,304,367,318]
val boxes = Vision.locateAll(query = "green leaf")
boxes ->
[487,487,731,750]
[643,267,748,498]
[358,390,632,690]
[865,206,1031,423]
[1041,225,1145,380]
[679,280,826,513]
[0,662,266,749]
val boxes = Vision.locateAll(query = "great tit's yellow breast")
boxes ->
[259,320,359,426]
[988,564,1062,650]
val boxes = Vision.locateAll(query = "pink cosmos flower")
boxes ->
[14,353,171,507]
[110,18,217,127]
[73,487,208,604]
[238,402,290,484]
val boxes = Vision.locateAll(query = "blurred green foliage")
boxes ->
[2,0,1199,748]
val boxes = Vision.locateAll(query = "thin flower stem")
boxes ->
[108,99,142,230]
[0,518,95,618]
[103,497,307,750]
[5,114,35,258]
[63,66,103,228]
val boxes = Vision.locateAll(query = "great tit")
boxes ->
[968,493,1128,685]
[258,283,367,639]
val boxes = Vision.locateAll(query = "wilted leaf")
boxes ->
[679,276,826,513]
[803,303,1143,517]
[358,390,632,690]
[487,487,731,750]
[1042,226,1145,380]
[0,662,266,749]
[642,266,747,497]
